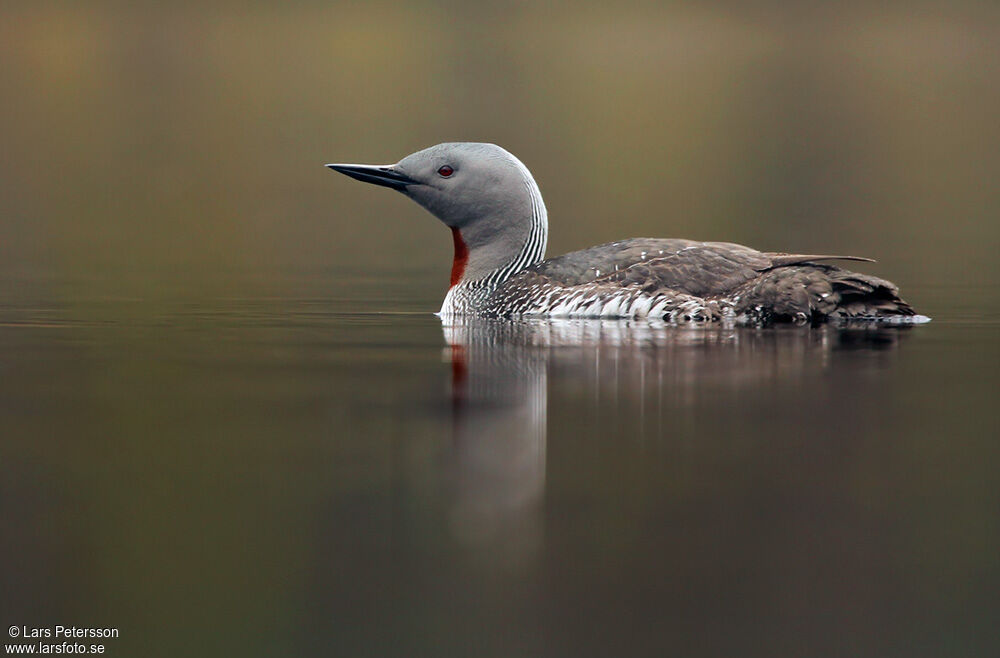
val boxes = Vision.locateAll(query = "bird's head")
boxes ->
[327,142,538,230]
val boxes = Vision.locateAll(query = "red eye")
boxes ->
[437,165,454,177]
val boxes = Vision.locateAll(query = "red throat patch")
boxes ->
[450,227,469,288]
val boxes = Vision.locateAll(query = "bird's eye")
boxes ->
[437,165,454,177]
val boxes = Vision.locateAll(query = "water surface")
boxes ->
[2,272,997,657]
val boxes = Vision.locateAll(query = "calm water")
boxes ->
[2,4,1000,655]
[2,271,997,657]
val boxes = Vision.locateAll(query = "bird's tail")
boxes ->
[736,264,922,323]
[824,269,916,320]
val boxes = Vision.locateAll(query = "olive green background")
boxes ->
[1,2,998,302]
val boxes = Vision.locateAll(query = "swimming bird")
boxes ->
[327,143,925,324]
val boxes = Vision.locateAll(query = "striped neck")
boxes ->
[439,171,547,317]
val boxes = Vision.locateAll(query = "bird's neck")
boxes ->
[449,227,470,288]
[440,175,547,317]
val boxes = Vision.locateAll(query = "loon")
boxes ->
[327,142,925,324]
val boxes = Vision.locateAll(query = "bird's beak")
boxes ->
[325,163,417,191]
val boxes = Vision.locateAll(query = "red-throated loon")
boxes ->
[327,142,927,325]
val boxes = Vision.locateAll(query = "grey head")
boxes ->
[327,143,548,283]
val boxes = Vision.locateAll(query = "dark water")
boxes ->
[2,3,999,655]
[2,272,998,658]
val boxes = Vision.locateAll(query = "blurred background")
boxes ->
[1,2,999,657]
[1,1,998,306]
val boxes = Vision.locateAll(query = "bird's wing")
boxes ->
[528,239,879,297]
[527,239,767,296]
[498,240,912,320]
[762,253,876,268]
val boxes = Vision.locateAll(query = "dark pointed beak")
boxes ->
[325,163,417,191]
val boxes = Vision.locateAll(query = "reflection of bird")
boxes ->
[439,319,549,563]
[328,143,928,324]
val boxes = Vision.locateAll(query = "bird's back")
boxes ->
[486,238,920,323]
